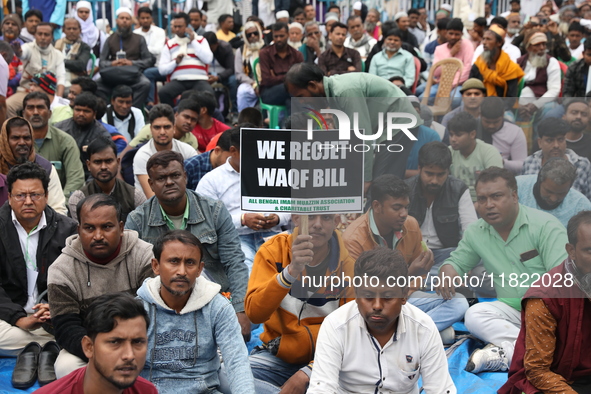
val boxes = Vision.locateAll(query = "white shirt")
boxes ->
[133,139,197,191]
[196,158,290,234]
[569,42,584,60]
[51,95,70,110]
[518,56,561,108]
[0,55,8,97]
[134,25,167,62]
[420,189,477,250]
[12,211,47,313]
[309,302,457,394]
[101,106,145,142]
[344,35,377,60]
[473,41,522,63]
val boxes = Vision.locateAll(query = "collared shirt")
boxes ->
[160,200,190,230]
[12,210,47,313]
[258,44,304,89]
[368,48,416,88]
[522,149,591,200]
[433,38,474,86]
[318,46,362,76]
[516,174,591,228]
[102,106,146,142]
[442,204,568,310]
[196,159,289,234]
[133,25,167,61]
[185,151,213,191]
[308,301,456,394]
[368,208,402,249]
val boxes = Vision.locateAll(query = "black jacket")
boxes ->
[405,175,468,248]
[212,40,235,80]
[0,203,78,326]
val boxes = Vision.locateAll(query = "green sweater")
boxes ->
[36,125,85,197]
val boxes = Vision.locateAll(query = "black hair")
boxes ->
[473,17,488,27]
[153,229,204,262]
[293,8,305,17]
[73,92,98,113]
[480,97,505,119]
[238,107,263,127]
[111,85,133,100]
[24,9,42,22]
[418,141,452,169]
[76,193,122,224]
[216,128,232,151]
[94,97,107,119]
[407,8,420,16]
[0,41,14,63]
[448,111,477,134]
[436,17,451,30]
[327,4,340,12]
[188,8,202,17]
[137,6,152,17]
[84,293,150,341]
[229,126,242,150]
[23,91,50,110]
[384,29,403,40]
[538,117,569,138]
[347,15,362,24]
[388,76,406,84]
[190,91,217,116]
[146,150,185,175]
[447,18,464,32]
[6,117,31,137]
[148,104,175,124]
[171,12,190,27]
[370,174,410,203]
[35,22,53,33]
[87,136,117,159]
[567,211,591,245]
[585,39,591,52]
[7,161,48,193]
[568,21,585,33]
[203,31,218,46]
[70,76,98,94]
[177,99,201,115]
[475,166,517,193]
[272,21,288,32]
[330,22,348,33]
[491,16,508,29]
[381,21,397,32]
[354,247,408,287]
[284,63,324,89]
[218,13,233,26]
[564,98,588,113]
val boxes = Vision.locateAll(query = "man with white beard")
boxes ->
[365,8,382,41]
[235,21,265,111]
[345,15,377,61]
[300,21,326,64]
[516,32,560,119]
[288,22,304,50]
[506,13,521,44]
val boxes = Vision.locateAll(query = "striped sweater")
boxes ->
[158,34,214,81]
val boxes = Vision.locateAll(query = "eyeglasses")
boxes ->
[246,32,259,38]
[11,193,44,201]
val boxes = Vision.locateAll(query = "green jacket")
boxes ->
[36,125,85,197]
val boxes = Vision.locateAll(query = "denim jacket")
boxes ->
[138,276,255,393]
[125,190,248,312]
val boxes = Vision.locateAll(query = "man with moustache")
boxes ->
[522,117,591,200]
[368,29,415,89]
[470,25,524,97]
[364,8,382,41]
[564,99,591,162]
[235,21,266,112]
[345,15,377,61]
[96,7,154,109]
[318,22,362,76]
[517,32,561,119]
[258,22,303,108]
[300,22,327,64]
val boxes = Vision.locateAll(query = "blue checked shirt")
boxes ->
[185,151,213,191]
[522,149,591,200]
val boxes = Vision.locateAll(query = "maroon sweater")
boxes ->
[499,261,591,394]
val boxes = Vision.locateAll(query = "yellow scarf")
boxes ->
[474,50,524,97]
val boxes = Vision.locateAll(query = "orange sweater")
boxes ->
[245,228,354,365]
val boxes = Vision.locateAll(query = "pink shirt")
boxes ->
[432,38,474,86]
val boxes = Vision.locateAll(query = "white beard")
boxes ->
[288,40,302,49]
[248,41,264,51]
[529,53,548,68]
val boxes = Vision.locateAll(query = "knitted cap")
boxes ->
[31,72,57,95]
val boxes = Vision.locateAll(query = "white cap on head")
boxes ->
[325,12,339,22]
[289,22,304,32]
[76,1,92,11]
[116,7,133,18]
[439,3,453,12]
[353,1,363,10]
[394,11,408,20]
[276,10,290,20]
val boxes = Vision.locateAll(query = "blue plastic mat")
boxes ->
[0,325,507,393]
